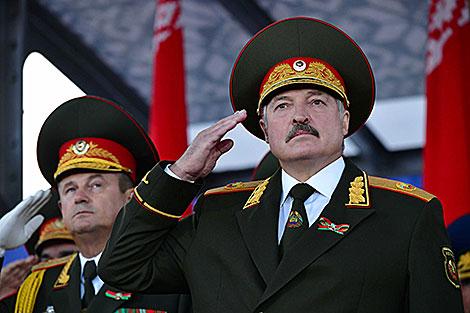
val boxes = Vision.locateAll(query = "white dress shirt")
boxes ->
[277,157,345,243]
[79,252,104,298]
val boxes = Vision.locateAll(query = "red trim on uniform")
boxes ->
[32,260,70,272]
[370,185,428,202]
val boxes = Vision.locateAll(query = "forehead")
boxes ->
[58,172,117,188]
[267,88,334,104]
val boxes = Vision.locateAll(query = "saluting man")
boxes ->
[0,96,192,313]
[99,17,464,312]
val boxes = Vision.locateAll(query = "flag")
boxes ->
[424,0,470,225]
[149,0,188,161]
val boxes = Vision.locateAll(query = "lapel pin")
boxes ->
[317,217,350,235]
[105,290,132,301]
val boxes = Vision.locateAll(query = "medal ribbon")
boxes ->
[317,217,350,235]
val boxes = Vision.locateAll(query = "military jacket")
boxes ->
[0,253,191,313]
[99,159,464,313]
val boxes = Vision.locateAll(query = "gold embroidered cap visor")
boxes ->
[37,96,159,186]
[34,217,74,254]
[230,17,376,140]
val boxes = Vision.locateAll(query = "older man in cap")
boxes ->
[99,17,464,312]
[0,96,191,313]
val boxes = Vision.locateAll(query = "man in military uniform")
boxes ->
[0,214,77,300]
[0,96,191,312]
[99,17,464,312]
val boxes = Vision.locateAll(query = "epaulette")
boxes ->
[369,176,436,202]
[31,253,76,272]
[204,180,265,196]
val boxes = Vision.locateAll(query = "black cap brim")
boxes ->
[230,17,375,139]
[37,96,159,186]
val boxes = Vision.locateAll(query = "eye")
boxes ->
[92,183,102,189]
[311,99,324,105]
[65,187,76,194]
[274,102,288,111]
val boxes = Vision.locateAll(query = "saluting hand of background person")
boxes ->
[0,189,51,257]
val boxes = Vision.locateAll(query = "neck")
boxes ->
[72,229,110,258]
[279,154,342,182]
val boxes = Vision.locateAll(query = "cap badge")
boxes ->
[293,59,307,72]
[317,217,350,235]
[72,140,90,155]
[442,247,460,288]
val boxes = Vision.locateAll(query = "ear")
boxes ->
[124,188,134,201]
[259,119,269,143]
[342,110,350,137]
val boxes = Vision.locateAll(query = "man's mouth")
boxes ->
[74,210,92,218]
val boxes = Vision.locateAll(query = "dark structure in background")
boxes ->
[0,0,424,216]
[0,0,26,216]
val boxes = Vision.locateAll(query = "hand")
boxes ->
[0,189,51,256]
[0,255,39,300]
[170,110,247,181]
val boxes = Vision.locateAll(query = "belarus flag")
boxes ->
[149,0,188,161]
[424,0,470,225]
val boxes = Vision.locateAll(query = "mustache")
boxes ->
[72,203,94,216]
[285,123,319,143]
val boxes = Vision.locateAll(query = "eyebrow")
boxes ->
[271,95,291,103]
[60,174,105,191]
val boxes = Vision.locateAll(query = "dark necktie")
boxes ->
[280,183,315,257]
[82,261,97,309]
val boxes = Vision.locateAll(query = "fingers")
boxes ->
[204,110,247,143]
[1,257,36,288]
[18,189,51,219]
[24,215,45,239]
[215,139,234,155]
[171,110,246,181]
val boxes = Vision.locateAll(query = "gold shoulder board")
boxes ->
[369,176,436,202]
[204,180,264,196]
[32,253,76,272]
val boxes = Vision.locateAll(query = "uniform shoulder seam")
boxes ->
[204,180,264,196]
[369,176,436,202]
[32,253,76,272]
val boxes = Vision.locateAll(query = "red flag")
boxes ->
[149,0,188,161]
[424,0,470,225]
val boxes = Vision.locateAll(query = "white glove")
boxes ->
[0,189,51,257]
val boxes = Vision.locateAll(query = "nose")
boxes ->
[292,103,309,124]
[74,187,90,204]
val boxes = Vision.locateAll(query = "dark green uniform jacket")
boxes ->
[99,158,464,313]
[0,253,191,313]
